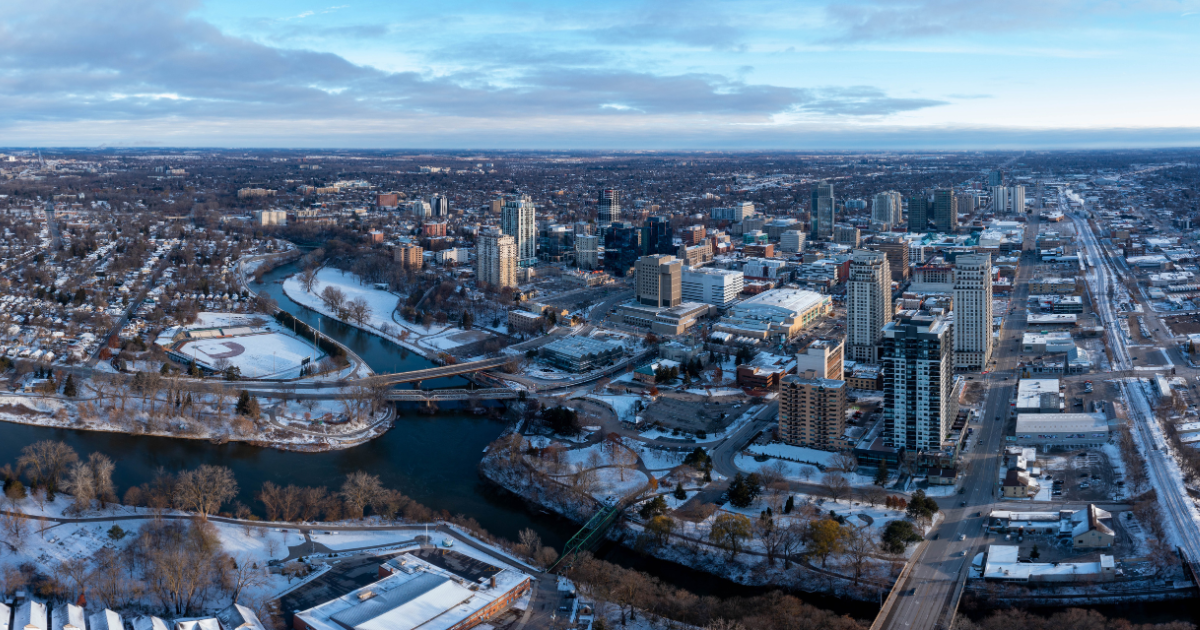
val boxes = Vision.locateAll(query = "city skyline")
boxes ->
[2,0,1198,148]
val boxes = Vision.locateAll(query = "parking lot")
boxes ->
[1036,447,1122,502]
[642,396,748,434]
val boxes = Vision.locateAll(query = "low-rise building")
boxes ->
[1015,378,1063,414]
[1029,277,1077,294]
[1014,412,1109,447]
[612,301,709,336]
[983,545,1116,582]
[713,289,832,341]
[540,337,624,372]
[507,310,544,335]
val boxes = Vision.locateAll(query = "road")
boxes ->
[879,210,1041,630]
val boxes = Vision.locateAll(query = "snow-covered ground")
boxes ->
[283,268,493,357]
[176,332,321,379]
[745,442,839,468]
[638,404,763,443]
[587,394,642,422]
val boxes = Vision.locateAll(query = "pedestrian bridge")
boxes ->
[385,388,520,402]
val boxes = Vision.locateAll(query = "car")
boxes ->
[960,501,967,506]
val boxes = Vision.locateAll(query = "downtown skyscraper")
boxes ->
[501,195,537,268]
[953,253,994,370]
[881,310,955,453]
[810,182,835,241]
[846,249,892,363]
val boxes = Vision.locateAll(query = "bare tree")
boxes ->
[226,553,270,604]
[820,472,852,504]
[174,465,239,520]
[89,452,117,507]
[843,524,877,585]
[320,286,346,315]
[346,297,373,327]
[299,267,319,293]
[18,440,79,496]
[340,472,383,519]
[829,452,859,473]
[61,462,96,514]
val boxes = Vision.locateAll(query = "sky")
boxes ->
[1,0,1199,149]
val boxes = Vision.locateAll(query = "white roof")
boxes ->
[1016,378,1060,408]
[1016,413,1108,434]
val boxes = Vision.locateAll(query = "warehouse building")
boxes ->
[1015,378,1064,414]
[1014,412,1109,447]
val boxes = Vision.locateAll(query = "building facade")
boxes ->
[933,188,958,233]
[636,255,682,307]
[598,189,620,224]
[953,253,994,369]
[811,183,835,240]
[574,234,599,270]
[846,249,893,363]
[394,243,423,269]
[795,338,845,380]
[779,373,848,450]
[681,267,743,307]
[477,231,517,289]
[881,311,955,453]
[780,230,806,253]
[908,195,929,232]
[872,191,903,228]
[501,195,537,267]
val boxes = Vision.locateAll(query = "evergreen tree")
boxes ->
[160,362,170,375]
[784,495,794,514]
[1030,544,1040,560]
[673,482,687,500]
[874,461,890,487]
[62,374,77,397]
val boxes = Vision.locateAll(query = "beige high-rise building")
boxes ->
[846,249,893,363]
[635,254,682,307]
[477,231,517,289]
[394,243,423,269]
[795,339,844,381]
[779,371,847,451]
[953,253,994,370]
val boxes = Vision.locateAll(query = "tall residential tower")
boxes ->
[501,195,537,268]
[846,250,893,363]
[953,253,994,370]
[881,310,955,453]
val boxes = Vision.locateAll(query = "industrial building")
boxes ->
[1014,378,1064,414]
[1014,412,1109,447]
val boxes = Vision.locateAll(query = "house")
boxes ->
[130,616,171,630]
[15,601,48,630]
[51,604,87,630]
[90,610,124,630]
[1002,468,1038,498]
[1071,504,1115,548]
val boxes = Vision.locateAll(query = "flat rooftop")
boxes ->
[1015,413,1108,434]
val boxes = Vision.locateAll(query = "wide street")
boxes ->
[879,212,1041,630]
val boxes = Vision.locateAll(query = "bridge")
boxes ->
[385,388,520,402]
[548,503,623,574]
[358,356,513,387]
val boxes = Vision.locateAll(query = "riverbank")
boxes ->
[0,390,395,453]
[478,431,898,604]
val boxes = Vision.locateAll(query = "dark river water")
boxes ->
[0,260,871,618]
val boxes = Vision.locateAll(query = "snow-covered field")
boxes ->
[176,332,320,378]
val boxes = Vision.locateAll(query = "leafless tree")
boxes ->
[18,440,78,496]
[820,472,852,504]
[346,297,373,327]
[299,486,327,522]
[842,524,877,585]
[62,462,96,514]
[174,465,239,520]
[226,553,270,604]
[340,471,384,519]
[828,452,859,473]
[89,452,117,507]
[320,286,346,314]
[798,465,816,482]
[299,267,319,293]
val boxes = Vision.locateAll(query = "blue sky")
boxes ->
[2,0,1198,148]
